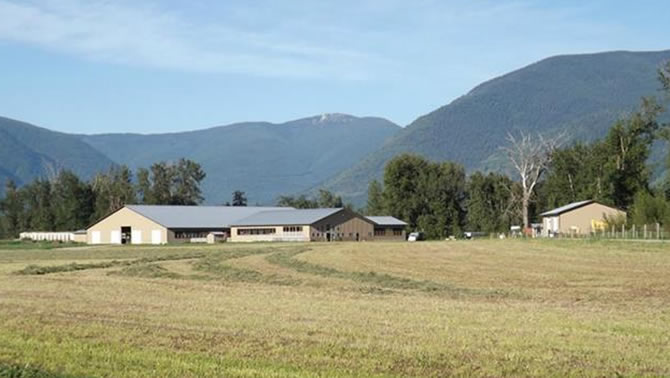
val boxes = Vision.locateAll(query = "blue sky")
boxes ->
[0,0,669,134]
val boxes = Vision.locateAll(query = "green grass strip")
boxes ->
[266,248,510,298]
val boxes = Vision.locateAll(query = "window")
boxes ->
[374,228,386,236]
[283,226,303,233]
[237,228,276,235]
[175,231,208,239]
[393,229,403,236]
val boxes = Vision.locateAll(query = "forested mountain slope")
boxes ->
[80,114,400,204]
[322,50,670,202]
[0,117,115,195]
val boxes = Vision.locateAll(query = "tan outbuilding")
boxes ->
[540,200,626,236]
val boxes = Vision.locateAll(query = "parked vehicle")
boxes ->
[407,232,425,242]
[464,231,487,240]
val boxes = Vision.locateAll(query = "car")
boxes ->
[407,232,425,242]
[464,231,487,240]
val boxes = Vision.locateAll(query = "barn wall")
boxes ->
[310,210,374,241]
[87,207,168,244]
[230,225,310,242]
[557,203,626,235]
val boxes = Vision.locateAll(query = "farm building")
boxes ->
[366,216,408,240]
[230,208,405,242]
[86,205,407,244]
[540,200,626,236]
[86,205,291,244]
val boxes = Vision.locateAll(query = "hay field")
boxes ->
[1,240,669,377]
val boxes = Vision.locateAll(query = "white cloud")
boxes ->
[0,0,386,79]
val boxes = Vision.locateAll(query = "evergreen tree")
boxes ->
[232,190,247,206]
[0,180,24,238]
[276,195,319,209]
[24,179,54,231]
[51,171,95,231]
[317,189,343,208]
[365,180,385,215]
[136,168,153,204]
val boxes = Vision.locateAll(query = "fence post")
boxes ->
[644,224,647,239]
[621,224,625,239]
[657,223,661,240]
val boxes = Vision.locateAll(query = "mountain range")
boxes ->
[322,50,670,202]
[1,49,668,204]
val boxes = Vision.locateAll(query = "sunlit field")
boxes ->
[1,239,669,377]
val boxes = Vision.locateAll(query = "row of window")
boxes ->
[175,231,208,239]
[237,228,276,235]
[374,228,404,236]
[283,226,303,233]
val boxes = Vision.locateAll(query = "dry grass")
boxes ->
[0,240,669,377]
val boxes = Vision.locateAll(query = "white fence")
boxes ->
[20,232,76,242]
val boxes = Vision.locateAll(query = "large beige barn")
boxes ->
[540,200,626,236]
[86,205,407,244]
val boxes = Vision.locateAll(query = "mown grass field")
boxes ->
[1,240,669,377]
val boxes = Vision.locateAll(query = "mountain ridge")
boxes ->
[320,49,670,203]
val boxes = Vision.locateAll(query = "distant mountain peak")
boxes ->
[313,113,356,124]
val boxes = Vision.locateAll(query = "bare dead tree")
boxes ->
[502,131,565,229]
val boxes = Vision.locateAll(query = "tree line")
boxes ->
[0,159,207,238]
[365,62,670,238]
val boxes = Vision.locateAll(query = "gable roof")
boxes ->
[231,208,345,226]
[123,205,294,229]
[539,200,595,217]
[366,216,407,227]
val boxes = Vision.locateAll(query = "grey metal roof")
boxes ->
[125,205,294,229]
[366,216,407,226]
[231,208,344,226]
[539,200,594,217]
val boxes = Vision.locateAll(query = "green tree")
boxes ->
[173,159,206,205]
[23,179,54,232]
[600,98,661,210]
[541,143,611,209]
[150,162,174,205]
[365,180,385,215]
[383,154,466,238]
[232,190,248,206]
[466,172,521,233]
[317,189,343,208]
[631,190,670,227]
[276,194,320,209]
[51,171,95,230]
[92,166,136,219]
[136,168,153,204]
[137,159,206,205]
[0,180,24,238]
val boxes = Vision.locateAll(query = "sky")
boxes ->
[0,0,669,134]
